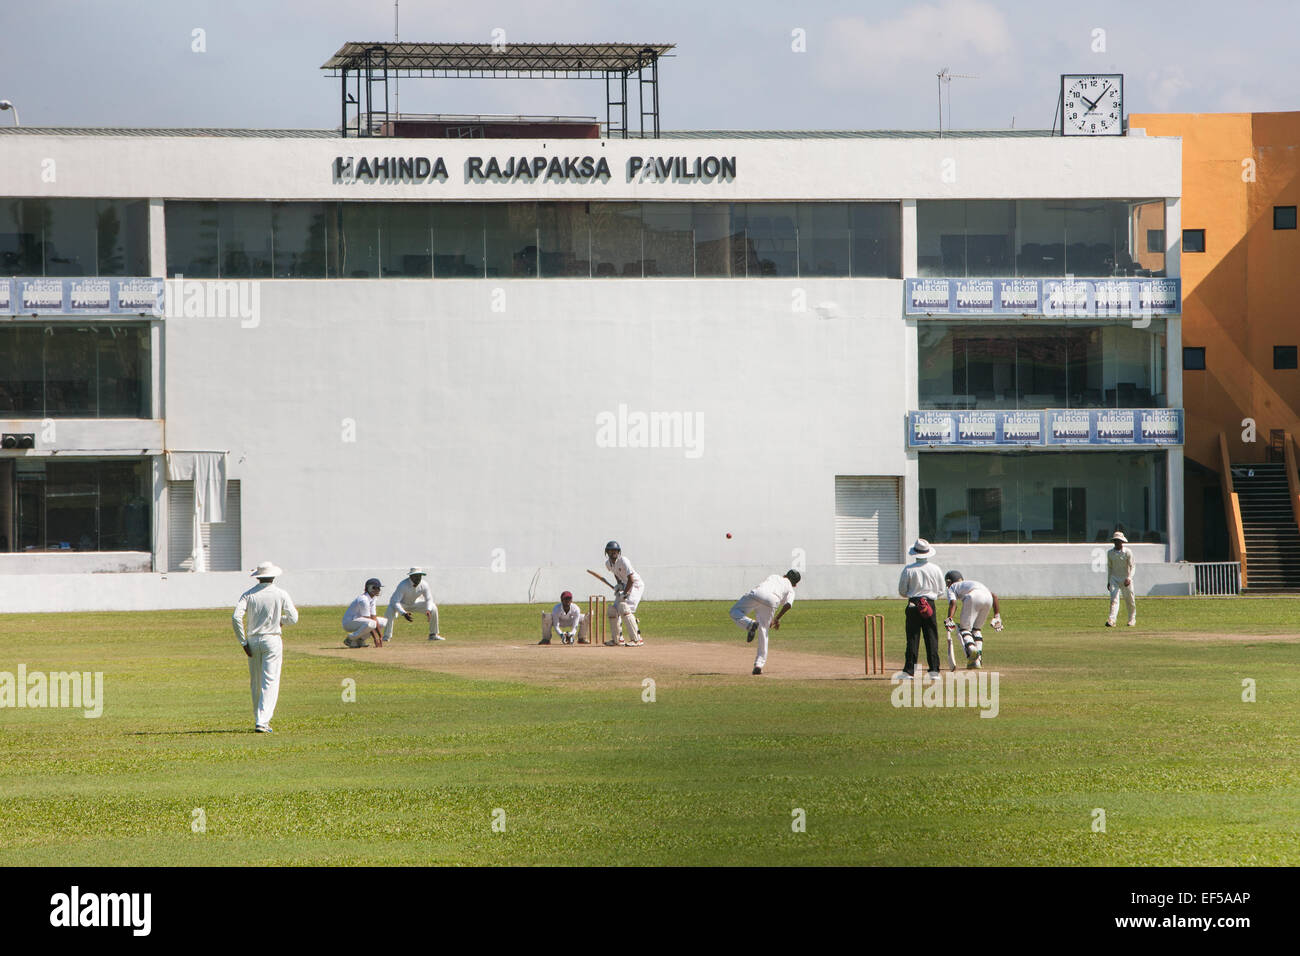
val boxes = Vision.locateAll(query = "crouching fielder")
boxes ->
[943,570,1002,669]
[342,578,388,648]
[540,590,584,644]
[603,540,645,646]
[384,567,443,642]
[730,569,800,675]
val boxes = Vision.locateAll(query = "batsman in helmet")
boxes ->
[942,570,1003,669]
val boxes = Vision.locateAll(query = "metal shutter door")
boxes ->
[207,481,241,572]
[167,481,195,572]
[835,476,901,564]
[166,480,241,572]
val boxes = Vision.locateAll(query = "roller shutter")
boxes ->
[834,476,901,564]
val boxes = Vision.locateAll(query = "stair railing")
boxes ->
[1286,432,1300,536]
[1219,432,1248,588]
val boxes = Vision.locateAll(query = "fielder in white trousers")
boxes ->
[1106,537,1137,626]
[233,564,299,733]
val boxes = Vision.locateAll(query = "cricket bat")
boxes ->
[945,627,957,671]
[586,569,617,590]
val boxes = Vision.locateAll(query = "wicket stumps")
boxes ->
[864,614,885,675]
[587,595,608,646]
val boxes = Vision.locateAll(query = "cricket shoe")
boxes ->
[254,725,273,734]
[1105,621,1116,627]
[891,671,914,680]
[965,645,978,665]
[343,637,363,648]
[746,622,758,642]
[538,638,551,645]
[578,637,590,644]
[428,634,445,641]
[752,666,763,675]
[926,671,942,682]
[627,638,644,646]
[1127,620,1136,627]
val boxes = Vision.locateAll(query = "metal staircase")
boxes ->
[1234,462,1300,591]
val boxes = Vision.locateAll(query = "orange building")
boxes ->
[1131,112,1300,582]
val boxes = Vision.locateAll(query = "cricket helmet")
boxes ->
[945,570,963,586]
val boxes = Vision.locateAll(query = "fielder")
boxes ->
[602,540,645,646]
[540,590,584,644]
[232,561,299,733]
[384,567,443,642]
[1106,531,1137,627]
[729,569,800,675]
[943,570,1003,670]
[342,578,387,648]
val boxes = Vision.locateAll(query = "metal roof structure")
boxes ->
[321,41,674,140]
[0,126,1056,140]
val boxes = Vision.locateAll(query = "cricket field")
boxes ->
[1,598,1296,866]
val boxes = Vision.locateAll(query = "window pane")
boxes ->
[916,201,965,277]
[45,461,99,550]
[165,202,219,278]
[1130,200,1165,275]
[537,203,590,277]
[1016,328,1068,408]
[590,202,642,277]
[954,332,1016,408]
[44,200,96,277]
[95,200,150,276]
[98,459,151,551]
[432,204,485,277]
[339,203,380,277]
[917,324,962,409]
[1016,200,1066,276]
[741,203,797,277]
[851,203,901,278]
[218,203,273,278]
[0,327,43,415]
[97,326,150,417]
[1274,206,1297,230]
[641,202,694,277]
[795,203,850,277]
[484,203,538,278]
[378,203,431,277]
[44,326,96,417]
[0,199,37,275]
[1182,229,1205,253]
[964,201,1015,276]
[692,203,738,277]
[1068,327,1105,407]
[273,202,334,278]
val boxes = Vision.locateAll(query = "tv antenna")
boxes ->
[937,67,978,136]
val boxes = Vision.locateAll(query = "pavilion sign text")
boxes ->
[332,154,737,185]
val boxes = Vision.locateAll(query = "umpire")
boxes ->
[897,538,945,680]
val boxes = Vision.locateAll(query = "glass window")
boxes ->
[44,327,96,417]
[0,326,43,414]
[537,203,590,277]
[432,204,486,277]
[484,203,538,278]
[692,203,738,277]
[339,203,379,277]
[964,201,1015,276]
[42,200,96,277]
[1130,201,1165,275]
[737,203,797,277]
[0,324,149,418]
[917,201,966,277]
[850,202,901,278]
[0,199,40,275]
[12,458,151,552]
[590,203,642,278]
[1182,229,1205,253]
[1274,206,1297,230]
[1184,347,1206,370]
[797,203,851,277]
[919,451,1166,545]
[641,203,694,277]
[1016,200,1066,277]
[273,202,335,278]
[96,326,150,417]
[1274,346,1297,370]
[218,203,273,278]
[1146,228,1165,253]
[95,200,150,276]
[165,202,220,278]
[379,203,432,278]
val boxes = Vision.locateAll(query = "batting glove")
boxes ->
[943,617,955,630]
[992,614,1004,631]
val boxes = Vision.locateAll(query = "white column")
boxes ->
[1164,197,1183,562]
[1167,446,1184,562]
[902,200,920,555]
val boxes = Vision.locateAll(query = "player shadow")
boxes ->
[127,728,250,736]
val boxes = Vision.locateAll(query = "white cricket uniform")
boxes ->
[384,577,439,641]
[946,580,993,633]
[342,593,387,641]
[232,582,299,730]
[545,601,584,641]
[1106,546,1136,624]
[730,574,797,670]
[606,554,645,612]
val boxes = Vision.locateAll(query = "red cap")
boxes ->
[561,590,573,600]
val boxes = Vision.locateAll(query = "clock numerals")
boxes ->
[1061,74,1122,135]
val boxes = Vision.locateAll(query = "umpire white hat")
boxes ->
[407,566,427,576]
[1112,531,1128,543]
[251,561,282,578]
[907,538,936,557]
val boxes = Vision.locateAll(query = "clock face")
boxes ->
[1061,74,1123,136]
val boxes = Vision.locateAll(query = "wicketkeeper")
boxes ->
[540,591,584,644]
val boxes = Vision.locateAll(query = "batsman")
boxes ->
[943,570,1002,669]
[592,540,645,646]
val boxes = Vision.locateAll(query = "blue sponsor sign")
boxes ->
[910,409,1183,447]
[2,277,165,316]
[904,277,1180,317]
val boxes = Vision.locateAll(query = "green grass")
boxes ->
[0,598,1296,865]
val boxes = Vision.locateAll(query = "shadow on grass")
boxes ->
[127,728,251,736]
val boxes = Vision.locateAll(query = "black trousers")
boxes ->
[904,599,941,675]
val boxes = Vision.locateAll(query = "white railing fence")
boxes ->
[1190,562,1242,597]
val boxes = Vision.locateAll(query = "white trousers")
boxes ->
[344,616,388,641]
[1108,578,1136,623]
[611,583,644,615]
[247,633,283,729]
[730,588,777,669]
[542,610,585,641]
[384,598,438,640]
[959,588,993,634]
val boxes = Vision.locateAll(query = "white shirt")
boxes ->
[551,602,582,629]
[1107,546,1135,583]
[389,578,433,615]
[946,580,990,602]
[899,559,946,599]
[753,574,797,608]
[343,593,377,625]
[233,582,299,644]
[606,554,641,590]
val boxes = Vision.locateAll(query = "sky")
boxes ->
[0,0,1295,131]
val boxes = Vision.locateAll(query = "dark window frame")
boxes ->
[1183,347,1206,370]
[1274,206,1297,230]
[1182,229,1206,253]
[1274,345,1297,370]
